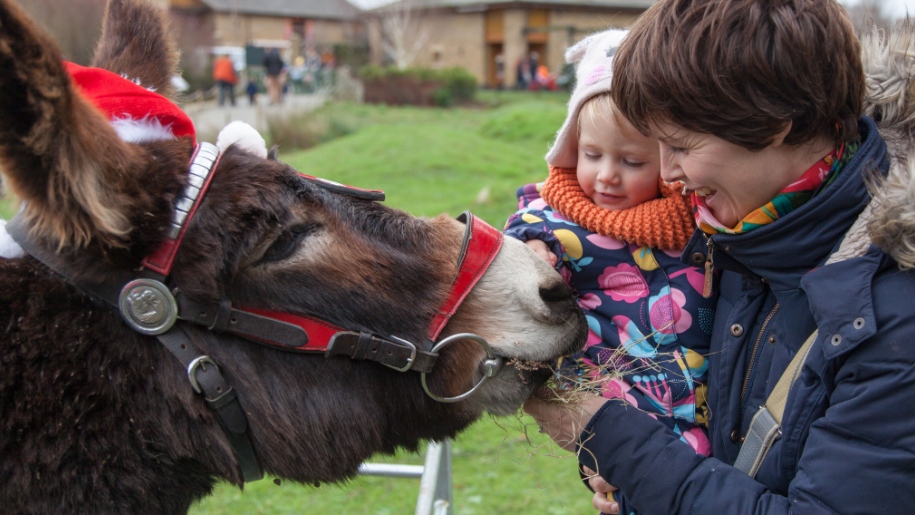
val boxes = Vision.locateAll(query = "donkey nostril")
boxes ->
[539,281,572,304]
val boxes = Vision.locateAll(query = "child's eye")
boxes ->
[584,152,601,160]
[623,159,644,168]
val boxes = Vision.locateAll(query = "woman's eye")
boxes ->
[666,144,686,154]
[261,225,316,263]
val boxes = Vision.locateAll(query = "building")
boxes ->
[366,0,653,88]
[166,0,365,77]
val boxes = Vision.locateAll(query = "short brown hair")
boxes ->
[612,0,863,151]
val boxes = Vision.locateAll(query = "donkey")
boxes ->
[0,0,586,512]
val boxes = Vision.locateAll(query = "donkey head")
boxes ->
[0,0,585,510]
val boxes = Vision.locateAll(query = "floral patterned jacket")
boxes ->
[504,183,717,454]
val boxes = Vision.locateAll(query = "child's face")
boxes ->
[576,108,661,211]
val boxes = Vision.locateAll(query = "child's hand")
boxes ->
[525,239,558,267]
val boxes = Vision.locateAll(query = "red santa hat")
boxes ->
[64,61,196,143]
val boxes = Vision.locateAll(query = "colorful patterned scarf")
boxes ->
[694,142,858,234]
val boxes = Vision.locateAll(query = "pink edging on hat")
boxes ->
[545,28,629,169]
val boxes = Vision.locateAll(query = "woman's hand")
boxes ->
[524,239,559,267]
[523,391,608,452]
[583,466,620,514]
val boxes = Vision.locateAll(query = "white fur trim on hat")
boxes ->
[216,121,268,159]
[545,28,629,169]
[111,116,177,143]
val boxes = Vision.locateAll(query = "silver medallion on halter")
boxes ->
[118,278,179,335]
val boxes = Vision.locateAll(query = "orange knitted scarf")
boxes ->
[540,165,696,250]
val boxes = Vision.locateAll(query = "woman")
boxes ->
[524,0,915,513]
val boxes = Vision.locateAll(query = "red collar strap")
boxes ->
[142,143,221,276]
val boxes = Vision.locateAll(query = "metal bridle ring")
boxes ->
[420,333,504,403]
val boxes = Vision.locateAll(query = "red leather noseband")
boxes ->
[427,212,503,341]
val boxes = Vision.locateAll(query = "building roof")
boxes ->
[370,0,655,11]
[199,0,362,19]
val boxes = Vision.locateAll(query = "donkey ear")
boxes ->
[0,0,146,250]
[92,0,180,100]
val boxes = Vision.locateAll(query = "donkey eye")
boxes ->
[260,224,317,263]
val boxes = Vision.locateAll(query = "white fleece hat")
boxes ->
[545,28,630,169]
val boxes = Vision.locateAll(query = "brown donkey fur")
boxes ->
[0,0,586,512]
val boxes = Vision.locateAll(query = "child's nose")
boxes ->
[597,163,622,185]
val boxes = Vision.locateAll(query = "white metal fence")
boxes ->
[358,439,453,515]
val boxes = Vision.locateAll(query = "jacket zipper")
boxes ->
[737,302,780,437]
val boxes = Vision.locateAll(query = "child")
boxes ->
[504,29,717,514]
[245,77,258,106]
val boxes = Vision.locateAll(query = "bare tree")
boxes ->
[379,0,430,69]
[845,0,892,37]
[18,0,106,64]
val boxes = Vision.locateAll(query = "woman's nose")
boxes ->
[659,155,683,183]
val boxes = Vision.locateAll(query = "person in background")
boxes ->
[504,28,716,515]
[245,75,258,106]
[212,53,237,107]
[289,56,306,95]
[525,1,915,513]
[262,48,285,105]
[516,55,532,90]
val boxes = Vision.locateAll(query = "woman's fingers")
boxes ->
[582,467,620,514]
[593,490,620,514]
[582,466,617,494]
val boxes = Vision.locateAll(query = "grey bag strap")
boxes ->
[733,330,819,477]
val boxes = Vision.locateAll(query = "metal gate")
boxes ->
[358,439,453,515]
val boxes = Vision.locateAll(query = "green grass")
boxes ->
[280,93,569,228]
[0,197,14,220]
[191,418,591,514]
[1,91,596,513]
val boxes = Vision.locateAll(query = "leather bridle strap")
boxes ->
[156,324,263,482]
[5,145,264,483]
[427,212,503,341]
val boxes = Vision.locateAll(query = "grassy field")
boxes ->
[0,90,597,514]
[273,90,570,228]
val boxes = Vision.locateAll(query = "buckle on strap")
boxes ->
[325,332,437,373]
[187,355,219,394]
[384,335,418,372]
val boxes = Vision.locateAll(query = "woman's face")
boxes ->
[655,124,797,228]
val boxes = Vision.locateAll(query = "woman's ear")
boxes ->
[771,122,793,147]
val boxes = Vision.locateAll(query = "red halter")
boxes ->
[236,211,503,352]
[127,143,504,375]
